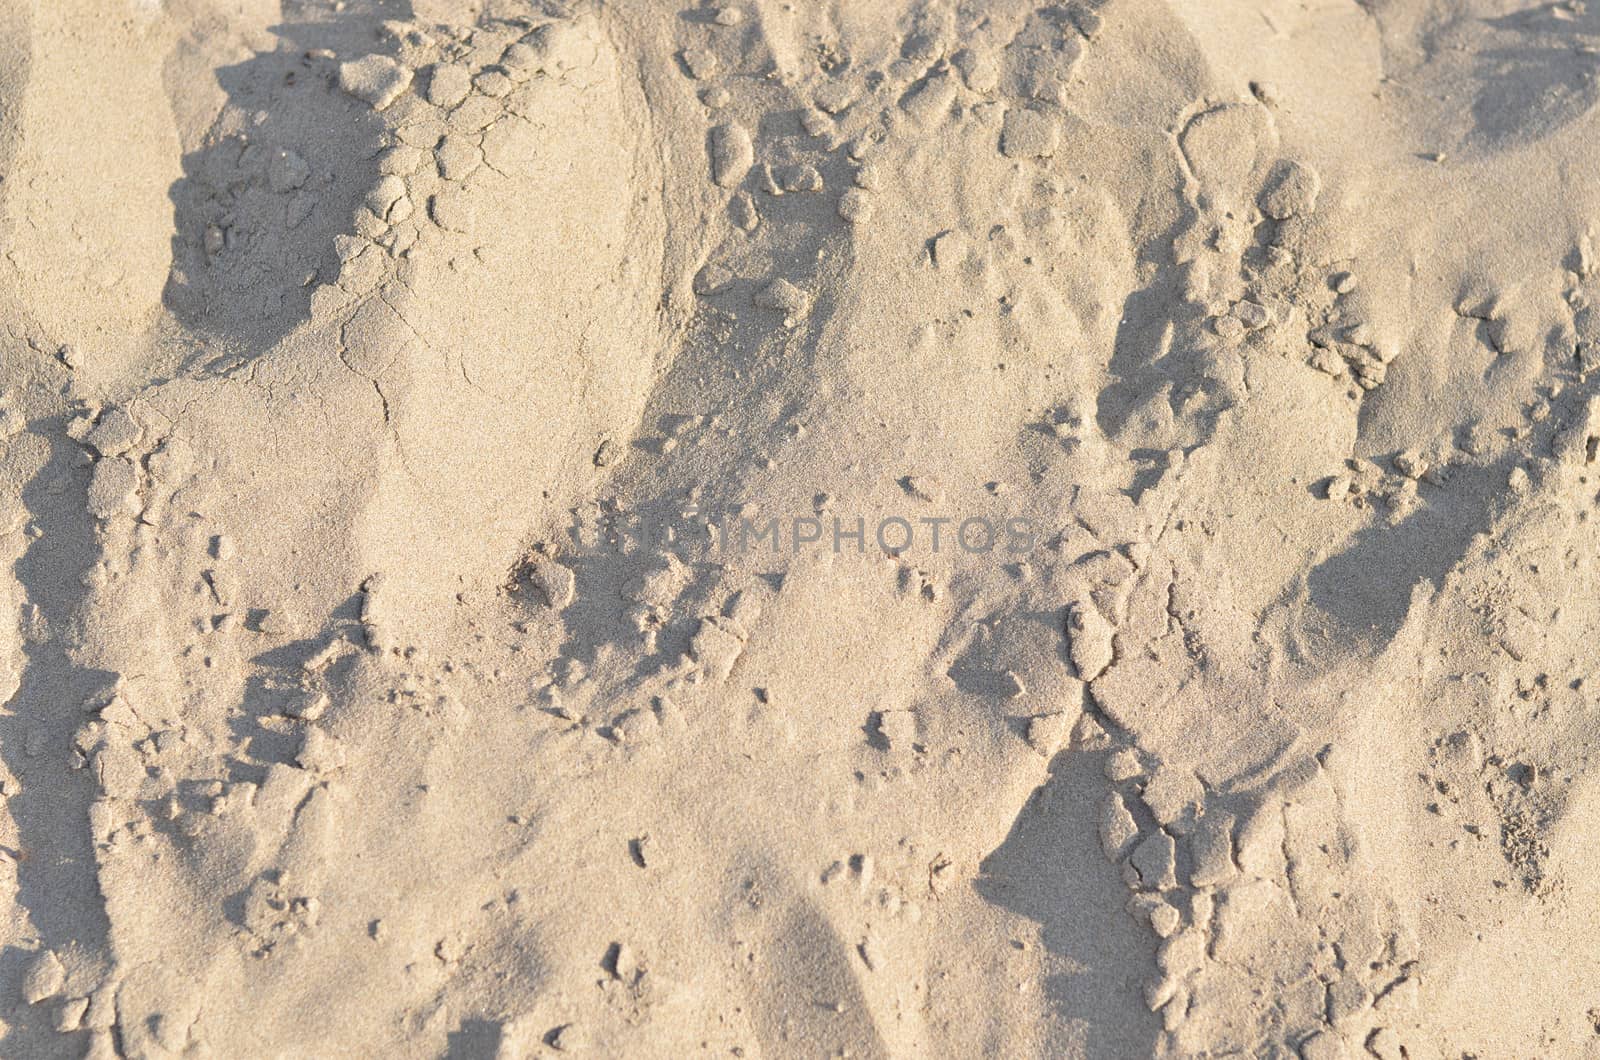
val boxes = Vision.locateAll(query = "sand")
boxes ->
[1,0,1599,1057]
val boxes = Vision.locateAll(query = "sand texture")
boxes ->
[2,0,1600,1057]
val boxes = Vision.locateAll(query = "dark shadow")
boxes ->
[1306,353,1600,654]
[222,596,367,771]
[1094,196,1205,443]
[1469,7,1600,147]
[977,750,1163,1059]
[945,663,1019,698]
[1304,463,1496,649]
[162,11,408,359]
[445,1018,504,1059]
[0,415,111,1053]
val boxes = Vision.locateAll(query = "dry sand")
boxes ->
[2,0,1600,1056]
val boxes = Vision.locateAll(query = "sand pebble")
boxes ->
[1067,603,1114,682]
[339,55,413,111]
[775,163,823,193]
[527,559,575,610]
[435,135,482,180]
[288,691,330,722]
[474,69,513,98]
[499,43,539,82]
[69,414,101,449]
[1104,748,1144,782]
[1260,159,1321,220]
[838,188,873,224]
[1298,1030,1348,1060]
[53,996,89,1033]
[1149,902,1181,938]
[22,950,65,1004]
[1140,768,1202,828]
[1310,350,1345,378]
[85,408,141,457]
[892,33,937,66]
[1001,107,1060,159]
[424,63,471,108]
[1392,450,1427,479]
[1188,812,1237,887]
[1232,299,1270,329]
[1072,6,1104,36]
[296,728,345,772]
[728,190,759,230]
[527,20,598,75]
[709,123,754,188]
[932,230,968,269]
[952,48,999,93]
[1026,712,1071,756]
[754,279,810,321]
[87,458,140,519]
[680,48,720,80]
[365,175,409,222]
[902,71,957,125]
[1099,792,1139,861]
[614,707,659,744]
[693,263,735,299]
[1129,830,1178,890]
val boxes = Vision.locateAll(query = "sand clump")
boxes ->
[1,0,1599,1057]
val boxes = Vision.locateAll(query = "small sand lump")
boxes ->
[23,950,66,1004]
[709,123,754,188]
[339,55,413,110]
[528,559,576,610]
[426,63,472,108]
[1001,107,1060,159]
[1260,159,1321,219]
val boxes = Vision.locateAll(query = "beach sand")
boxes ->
[2,1,1599,1056]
